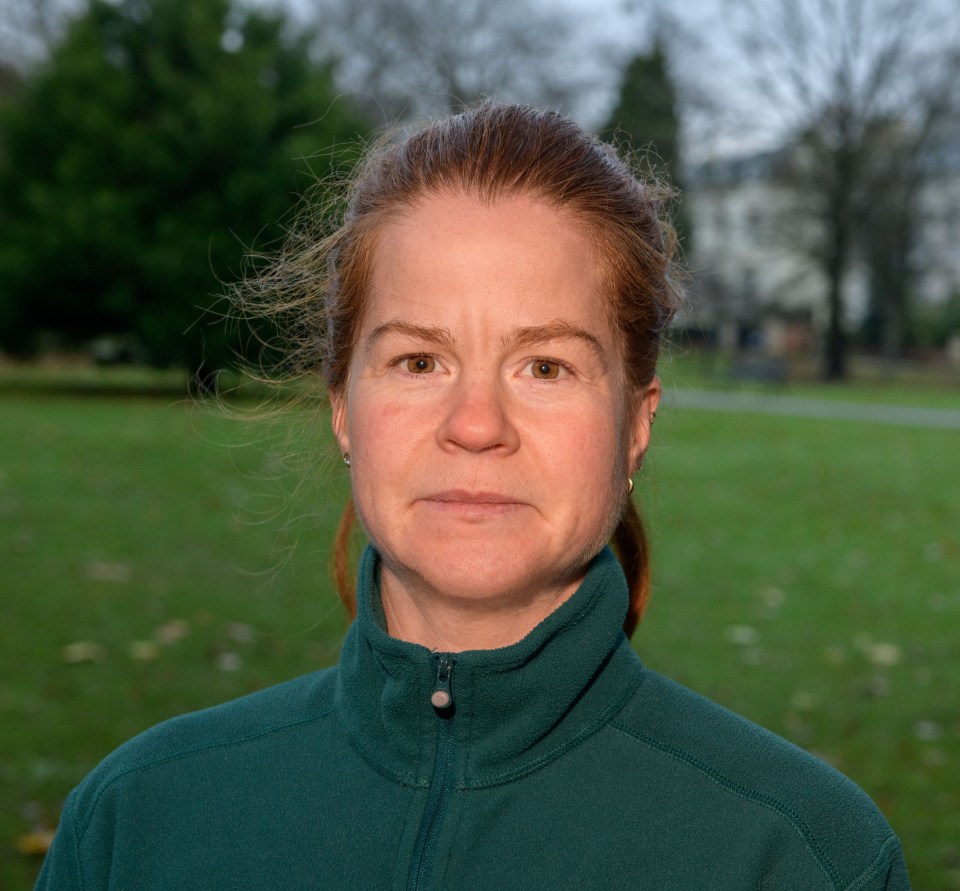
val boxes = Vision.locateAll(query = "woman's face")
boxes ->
[332,192,659,617]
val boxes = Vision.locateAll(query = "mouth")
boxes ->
[420,489,527,517]
[427,489,519,504]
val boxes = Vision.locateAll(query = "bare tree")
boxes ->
[308,0,601,123]
[715,0,960,379]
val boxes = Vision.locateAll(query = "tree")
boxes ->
[312,0,591,122]
[0,0,370,391]
[856,120,924,359]
[600,40,690,250]
[717,0,960,379]
[602,43,679,173]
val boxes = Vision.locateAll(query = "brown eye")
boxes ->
[531,360,561,380]
[405,355,435,374]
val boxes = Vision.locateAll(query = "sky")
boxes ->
[0,0,758,158]
[544,0,782,158]
[9,0,953,164]
[271,0,657,125]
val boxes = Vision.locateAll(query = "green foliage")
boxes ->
[600,41,691,252]
[912,291,960,349]
[0,0,369,381]
[602,43,679,174]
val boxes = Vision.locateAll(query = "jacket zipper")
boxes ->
[406,654,456,891]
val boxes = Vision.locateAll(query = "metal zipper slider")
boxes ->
[430,654,455,710]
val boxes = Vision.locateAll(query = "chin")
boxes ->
[405,537,575,604]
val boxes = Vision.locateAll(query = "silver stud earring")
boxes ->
[343,453,351,468]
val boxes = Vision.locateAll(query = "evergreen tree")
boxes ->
[0,0,369,390]
[601,42,689,250]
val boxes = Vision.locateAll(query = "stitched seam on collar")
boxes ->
[461,657,645,790]
[336,710,430,789]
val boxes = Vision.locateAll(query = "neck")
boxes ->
[378,567,583,652]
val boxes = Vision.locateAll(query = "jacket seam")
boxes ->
[66,798,87,891]
[609,719,844,890]
[78,705,337,840]
[843,835,902,891]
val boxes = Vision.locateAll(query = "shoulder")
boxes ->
[38,668,345,888]
[69,666,340,814]
[611,665,907,889]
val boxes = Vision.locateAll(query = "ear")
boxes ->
[329,388,350,457]
[627,376,661,473]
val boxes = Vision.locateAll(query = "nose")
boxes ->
[437,372,520,454]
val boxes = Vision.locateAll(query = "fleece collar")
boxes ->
[334,546,644,788]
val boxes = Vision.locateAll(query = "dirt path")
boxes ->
[665,388,960,430]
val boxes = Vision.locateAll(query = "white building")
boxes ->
[684,145,960,353]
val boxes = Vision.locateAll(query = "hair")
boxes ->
[245,102,681,638]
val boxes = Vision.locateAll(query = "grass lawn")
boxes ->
[660,348,960,409]
[1,380,958,889]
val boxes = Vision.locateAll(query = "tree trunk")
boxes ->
[822,218,849,381]
[824,274,847,381]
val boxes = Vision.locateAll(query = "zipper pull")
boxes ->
[430,654,455,710]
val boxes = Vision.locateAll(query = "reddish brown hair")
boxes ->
[278,103,679,637]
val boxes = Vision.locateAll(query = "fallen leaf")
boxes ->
[790,691,819,711]
[921,749,948,768]
[852,635,902,667]
[914,720,943,741]
[16,830,55,856]
[761,587,786,609]
[84,561,131,583]
[867,643,902,667]
[226,622,254,644]
[127,640,161,662]
[61,641,108,664]
[216,651,242,672]
[154,619,190,645]
[724,625,759,646]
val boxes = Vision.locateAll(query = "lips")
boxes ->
[420,489,527,517]
[425,489,521,504]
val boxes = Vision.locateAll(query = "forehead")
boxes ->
[365,191,610,329]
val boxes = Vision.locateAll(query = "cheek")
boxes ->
[347,392,431,496]
[533,410,623,490]
[347,387,408,452]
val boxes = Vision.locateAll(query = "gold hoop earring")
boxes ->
[627,477,634,495]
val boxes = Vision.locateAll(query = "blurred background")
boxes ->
[0,0,957,887]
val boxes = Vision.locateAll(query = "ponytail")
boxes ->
[611,496,651,639]
[331,495,651,638]
[332,496,358,621]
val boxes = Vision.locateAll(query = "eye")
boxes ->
[404,355,436,374]
[530,359,562,380]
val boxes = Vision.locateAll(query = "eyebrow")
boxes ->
[363,317,608,367]
[363,319,456,352]
[504,321,608,369]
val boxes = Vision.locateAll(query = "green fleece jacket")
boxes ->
[37,546,908,889]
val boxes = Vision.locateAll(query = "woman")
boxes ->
[37,104,908,889]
